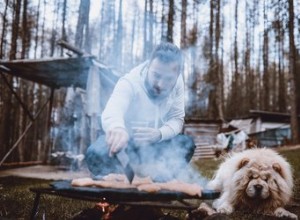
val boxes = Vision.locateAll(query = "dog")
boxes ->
[207,148,298,219]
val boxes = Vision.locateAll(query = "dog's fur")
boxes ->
[207,148,298,219]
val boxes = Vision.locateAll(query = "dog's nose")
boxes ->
[254,184,262,191]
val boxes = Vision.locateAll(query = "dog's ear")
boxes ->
[238,158,249,169]
[272,163,283,177]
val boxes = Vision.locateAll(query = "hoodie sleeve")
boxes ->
[159,75,185,141]
[101,78,134,133]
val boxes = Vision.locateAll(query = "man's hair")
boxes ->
[149,42,183,67]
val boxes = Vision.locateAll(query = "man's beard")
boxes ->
[144,78,168,101]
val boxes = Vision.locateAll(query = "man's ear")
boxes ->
[238,158,249,169]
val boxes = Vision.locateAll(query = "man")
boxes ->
[86,42,195,181]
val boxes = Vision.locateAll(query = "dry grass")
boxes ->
[0,147,299,219]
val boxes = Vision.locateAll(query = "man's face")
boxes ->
[145,58,180,100]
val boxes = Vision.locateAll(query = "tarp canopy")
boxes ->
[0,56,94,89]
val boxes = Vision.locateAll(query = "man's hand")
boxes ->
[132,127,161,146]
[106,127,129,156]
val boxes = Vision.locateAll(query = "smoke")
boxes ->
[51,87,88,169]
[126,134,208,185]
[186,81,215,118]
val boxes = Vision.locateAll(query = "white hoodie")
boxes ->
[101,62,185,141]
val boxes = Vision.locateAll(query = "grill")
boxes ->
[29,180,220,220]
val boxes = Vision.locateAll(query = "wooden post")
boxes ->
[43,88,55,163]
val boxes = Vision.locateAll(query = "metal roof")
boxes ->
[249,110,300,122]
[0,56,94,89]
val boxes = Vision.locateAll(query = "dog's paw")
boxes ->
[216,204,233,215]
[187,203,215,220]
[274,207,298,219]
[198,202,216,216]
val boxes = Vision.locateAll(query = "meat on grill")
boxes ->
[71,174,202,197]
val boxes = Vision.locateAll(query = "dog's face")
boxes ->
[210,149,294,215]
[245,167,271,199]
[232,158,291,210]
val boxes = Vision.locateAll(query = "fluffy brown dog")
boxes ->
[207,148,298,219]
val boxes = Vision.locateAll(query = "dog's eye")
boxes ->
[263,174,271,181]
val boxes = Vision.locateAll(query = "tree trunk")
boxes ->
[0,0,9,158]
[288,0,299,144]
[2,0,21,162]
[207,0,215,118]
[114,0,123,68]
[98,1,106,60]
[10,0,22,60]
[161,0,167,41]
[0,0,9,59]
[129,3,137,67]
[60,0,67,56]
[228,0,240,118]
[273,2,286,112]
[166,0,174,43]
[262,1,269,111]
[149,0,154,51]
[41,0,47,57]
[143,0,148,59]
[34,0,40,58]
[180,0,187,48]
[215,0,224,120]
[17,81,25,162]
[75,0,90,52]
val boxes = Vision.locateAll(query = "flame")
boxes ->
[95,199,118,220]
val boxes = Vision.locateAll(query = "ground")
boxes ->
[0,146,299,219]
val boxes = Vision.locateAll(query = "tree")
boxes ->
[206,0,224,120]
[227,0,241,118]
[143,0,148,59]
[214,0,224,120]
[149,0,154,52]
[262,0,270,111]
[10,0,21,60]
[272,1,286,112]
[114,0,123,68]
[180,0,187,48]
[288,0,299,144]
[0,0,9,59]
[75,0,91,53]
[161,0,167,41]
[34,0,40,58]
[60,0,67,56]
[98,0,116,66]
[40,0,47,57]
[166,0,174,42]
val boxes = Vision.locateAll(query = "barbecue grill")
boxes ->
[29,180,220,220]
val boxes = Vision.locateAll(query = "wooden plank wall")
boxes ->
[184,122,220,160]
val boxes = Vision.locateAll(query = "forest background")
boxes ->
[0,0,300,163]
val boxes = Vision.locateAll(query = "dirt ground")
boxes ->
[0,165,90,180]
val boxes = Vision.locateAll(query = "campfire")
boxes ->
[94,200,118,220]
